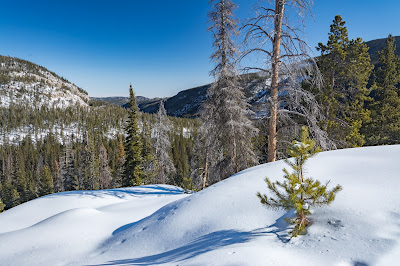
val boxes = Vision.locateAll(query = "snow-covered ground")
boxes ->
[0,124,124,145]
[0,145,399,265]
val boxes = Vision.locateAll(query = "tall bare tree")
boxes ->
[242,0,331,162]
[154,100,176,184]
[195,0,258,188]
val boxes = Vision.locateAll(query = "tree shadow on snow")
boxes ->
[45,185,184,199]
[90,212,293,266]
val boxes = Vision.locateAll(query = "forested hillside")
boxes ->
[0,57,201,210]
[0,55,88,109]
[0,98,200,210]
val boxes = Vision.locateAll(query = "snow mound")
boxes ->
[1,146,400,265]
[0,185,188,266]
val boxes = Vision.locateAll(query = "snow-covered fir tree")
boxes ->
[195,0,258,189]
[154,100,176,184]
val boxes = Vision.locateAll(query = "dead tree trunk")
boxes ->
[268,0,285,162]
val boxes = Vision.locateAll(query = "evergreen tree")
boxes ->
[2,179,19,208]
[98,145,112,189]
[113,134,125,187]
[365,34,400,145]
[257,127,342,237]
[92,149,100,190]
[53,160,63,192]
[154,101,176,184]
[198,0,258,187]
[63,145,79,191]
[39,165,54,196]
[123,84,144,187]
[172,132,190,186]
[316,15,373,147]
[15,151,33,202]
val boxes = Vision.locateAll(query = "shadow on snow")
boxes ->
[44,185,185,199]
[89,212,293,266]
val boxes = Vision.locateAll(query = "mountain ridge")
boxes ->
[0,55,89,109]
[95,35,400,118]
[2,35,398,117]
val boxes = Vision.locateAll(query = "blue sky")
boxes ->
[0,0,399,98]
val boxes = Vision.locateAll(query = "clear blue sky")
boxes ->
[0,0,399,98]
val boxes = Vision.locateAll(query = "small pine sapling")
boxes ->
[257,126,342,237]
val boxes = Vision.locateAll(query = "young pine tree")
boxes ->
[123,84,144,187]
[257,126,342,237]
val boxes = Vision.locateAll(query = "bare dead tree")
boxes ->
[192,0,258,189]
[153,100,176,184]
[242,0,334,161]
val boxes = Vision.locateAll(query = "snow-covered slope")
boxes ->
[0,145,399,265]
[0,55,89,109]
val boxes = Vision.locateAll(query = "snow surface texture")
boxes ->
[0,145,399,265]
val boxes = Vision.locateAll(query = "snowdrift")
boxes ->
[0,145,399,265]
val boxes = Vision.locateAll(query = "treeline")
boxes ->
[0,100,199,210]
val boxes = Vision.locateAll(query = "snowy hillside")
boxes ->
[0,145,399,265]
[0,55,89,109]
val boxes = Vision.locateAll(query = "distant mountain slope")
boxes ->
[137,73,263,118]
[91,96,152,106]
[136,84,210,118]
[0,55,89,108]
[94,36,400,118]
[95,73,260,118]
[365,35,400,65]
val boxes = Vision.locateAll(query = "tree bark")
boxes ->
[268,0,285,162]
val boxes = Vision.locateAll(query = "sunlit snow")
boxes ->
[0,145,399,265]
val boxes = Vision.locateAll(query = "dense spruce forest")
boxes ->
[0,98,200,210]
[0,10,400,212]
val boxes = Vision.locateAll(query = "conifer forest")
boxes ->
[1,0,400,214]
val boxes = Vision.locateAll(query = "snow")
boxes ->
[293,141,310,149]
[0,145,400,265]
